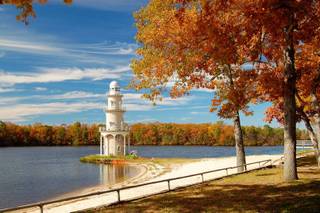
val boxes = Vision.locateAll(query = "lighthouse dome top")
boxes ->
[109,81,120,95]
[110,81,119,88]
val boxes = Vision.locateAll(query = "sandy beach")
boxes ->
[10,154,282,213]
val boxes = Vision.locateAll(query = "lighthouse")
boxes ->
[99,81,130,156]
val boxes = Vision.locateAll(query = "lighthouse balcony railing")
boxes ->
[105,106,126,112]
[107,93,123,97]
[101,124,129,132]
[106,128,129,132]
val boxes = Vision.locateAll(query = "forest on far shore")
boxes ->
[0,121,308,147]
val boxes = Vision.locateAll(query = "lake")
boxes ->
[0,145,283,209]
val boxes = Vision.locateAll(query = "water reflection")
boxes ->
[99,164,139,186]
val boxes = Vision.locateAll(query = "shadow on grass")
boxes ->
[297,155,317,167]
[255,172,276,176]
[299,170,320,175]
[86,155,320,213]
[103,181,320,213]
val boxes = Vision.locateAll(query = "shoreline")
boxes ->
[2,153,283,213]
[47,154,282,207]
[48,161,169,201]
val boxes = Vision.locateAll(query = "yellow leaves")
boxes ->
[1,0,72,24]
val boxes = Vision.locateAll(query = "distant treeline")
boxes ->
[0,121,308,147]
[130,122,308,146]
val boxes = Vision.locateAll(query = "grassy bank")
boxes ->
[80,154,138,164]
[80,154,196,165]
[84,154,320,212]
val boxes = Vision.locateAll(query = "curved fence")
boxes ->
[1,159,272,213]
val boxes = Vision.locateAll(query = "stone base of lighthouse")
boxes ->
[100,130,130,156]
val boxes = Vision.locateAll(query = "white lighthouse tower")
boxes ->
[99,81,130,156]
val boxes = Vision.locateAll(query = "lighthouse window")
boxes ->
[117,145,121,152]
[115,87,120,92]
[111,101,114,106]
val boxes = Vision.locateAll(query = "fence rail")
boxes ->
[0,159,272,213]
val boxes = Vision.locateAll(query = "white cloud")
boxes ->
[0,66,130,86]
[123,93,194,106]
[0,90,197,122]
[0,96,23,106]
[0,98,152,122]
[156,105,209,112]
[192,88,215,93]
[180,117,192,121]
[0,38,137,59]
[34,87,47,91]
[124,103,153,111]
[0,38,62,55]
[127,118,158,123]
[0,102,102,122]
[48,91,104,100]
[190,111,208,115]
[123,93,143,101]
[157,96,193,106]
[190,111,201,115]
[69,42,138,56]
[0,87,17,93]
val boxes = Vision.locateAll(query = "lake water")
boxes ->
[0,145,283,209]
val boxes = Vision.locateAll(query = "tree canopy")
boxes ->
[132,0,320,181]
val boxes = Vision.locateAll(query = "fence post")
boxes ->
[226,168,228,175]
[201,174,204,182]
[117,190,120,202]
[258,162,261,168]
[40,205,44,213]
[167,180,171,191]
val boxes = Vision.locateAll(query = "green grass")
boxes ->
[83,155,320,213]
[80,154,196,165]
[80,154,138,163]
[297,149,315,155]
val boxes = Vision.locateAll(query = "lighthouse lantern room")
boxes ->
[99,81,130,156]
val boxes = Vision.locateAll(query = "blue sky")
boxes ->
[0,0,279,127]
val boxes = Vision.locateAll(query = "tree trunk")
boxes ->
[283,13,298,181]
[310,87,320,144]
[301,113,320,167]
[233,111,246,172]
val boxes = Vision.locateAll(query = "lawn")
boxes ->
[84,154,320,213]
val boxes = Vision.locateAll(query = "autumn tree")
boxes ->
[265,36,320,167]
[131,0,260,172]
[242,0,320,180]
[0,0,72,24]
[265,100,320,167]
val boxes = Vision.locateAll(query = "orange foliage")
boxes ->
[0,0,72,24]
[131,0,259,120]
[0,121,309,147]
